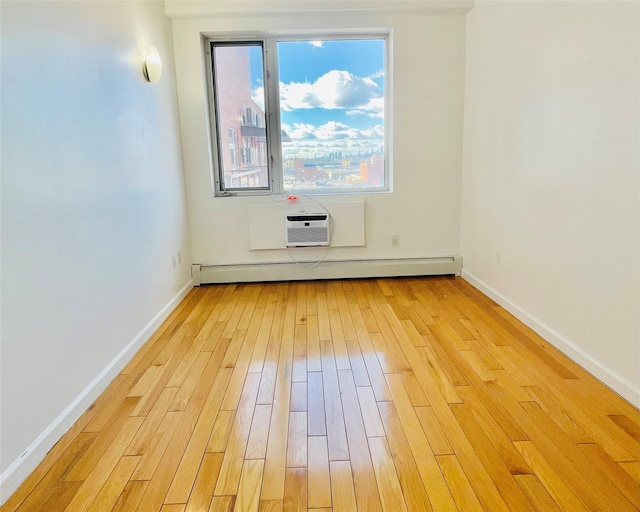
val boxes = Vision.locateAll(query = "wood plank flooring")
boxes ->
[3,277,639,512]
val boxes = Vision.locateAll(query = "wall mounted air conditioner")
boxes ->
[285,213,330,247]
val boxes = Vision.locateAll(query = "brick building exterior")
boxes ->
[213,45,268,188]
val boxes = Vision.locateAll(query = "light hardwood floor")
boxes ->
[3,277,639,512]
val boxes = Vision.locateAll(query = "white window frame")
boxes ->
[205,33,391,197]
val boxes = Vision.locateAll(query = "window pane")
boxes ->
[212,43,269,190]
[278,39,385,191]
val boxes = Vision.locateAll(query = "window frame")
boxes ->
[205,33,390,197]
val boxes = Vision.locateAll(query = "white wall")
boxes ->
[169,3,468,266]
[0,0,192,498]
[461,1,640,404]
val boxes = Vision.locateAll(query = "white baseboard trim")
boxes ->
[193,256,463,285]
[462,270,640,408]
[0,279,195,505]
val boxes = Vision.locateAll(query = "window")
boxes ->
[207,36,388,196]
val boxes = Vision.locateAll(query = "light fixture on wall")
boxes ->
[142,46,162,83]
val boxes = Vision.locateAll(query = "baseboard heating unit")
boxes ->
[191,256,462,285]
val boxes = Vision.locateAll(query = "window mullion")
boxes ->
[264,37,284,195]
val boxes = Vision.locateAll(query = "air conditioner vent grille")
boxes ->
[285,213,330,247]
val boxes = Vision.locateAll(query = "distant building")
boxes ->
[294,162,322,183]
[359,155,384,185]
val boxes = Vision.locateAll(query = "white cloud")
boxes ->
[252,86,265,111]
[279,70,383,117]
[283,121,382,142]
[283,123,318,140]
[346,98,385,119]
[309,41,324,48]
[252,70,384,118]
[281,121,384,158]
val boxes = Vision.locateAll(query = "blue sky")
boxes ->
[250,39,385,159]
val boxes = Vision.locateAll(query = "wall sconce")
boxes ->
[142,46,162,83]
